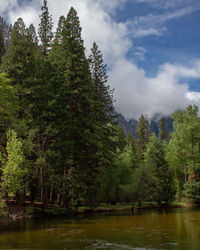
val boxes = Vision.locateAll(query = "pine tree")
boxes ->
[49,7,102,207]
[0,73,18,137]
[0,17,11,66]
[135,114,150,162]
[0,20,4,66]
[1,18,26,84]
[49,16,65,64]
[89,42,116,150]
[88,42,117,206]
[48,15,70,207]
[89,42,115,123]
[38,0,53,56]
[159,117,168,141]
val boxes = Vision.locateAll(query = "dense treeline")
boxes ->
[0,1,200,213]
[0,2,117,209]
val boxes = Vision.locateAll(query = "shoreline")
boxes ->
[1,201,194,220]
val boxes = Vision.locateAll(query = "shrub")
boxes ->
[0,194,7,217]
[184,180,200,204]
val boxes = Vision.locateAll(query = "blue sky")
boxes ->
[1,0,200,119]
[119,1,200,83]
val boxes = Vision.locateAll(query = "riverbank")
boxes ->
[2,200,192,219]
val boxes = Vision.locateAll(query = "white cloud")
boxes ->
[129,5,199,38]
[186,92,200,102]
[134,28,162,38]
[133,46,147,61]
[1,0,200,119]
[9,7,39,27]
[110,60,200,119]
[134,0,199,10]
[0,0,18,13]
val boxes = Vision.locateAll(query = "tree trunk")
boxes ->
[40,168,43,202]
[40,168,48,208]
[56,192,60,205]
[16,189,25,206]
[29,180,36,204]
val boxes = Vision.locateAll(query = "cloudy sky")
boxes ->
[1,0,200,119]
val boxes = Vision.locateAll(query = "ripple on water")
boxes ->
[44,228,56,231]
[76,239,163,250]
[58,229,83,237]
[160,242,179,247]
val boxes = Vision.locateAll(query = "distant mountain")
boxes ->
[117,113,173,139]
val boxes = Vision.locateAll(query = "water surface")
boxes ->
[0,207,200,249]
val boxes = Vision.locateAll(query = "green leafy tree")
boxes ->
[145,133,175,204]
[166,105,200,199]
[184,180,200,204]
[0,130,25,194]
[0,193,6,216]
[121,165,157,208]
[101,129,136,204]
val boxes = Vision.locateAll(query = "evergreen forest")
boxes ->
[0,0,200,214]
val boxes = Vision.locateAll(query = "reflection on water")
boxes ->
[0,208,200,249]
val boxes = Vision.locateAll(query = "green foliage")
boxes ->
[121,165,157,205]
[25,205,34,215]
[89,42,115,125]
[136,114,150,162]
[0,195,7,217]
[100,164,120,204]
[0,73,18,135]
[0,20,4,66]
[0,130,26,194]
[0,16,11,66]
[44,207,71,216]
[113,125,126,152]
[145,133,175,204]
[1,18,42,121]
[166,105,200,198]
[184,180,200,204]
[2,4,195,210]
[159,117,168,141]
[38,0,53,56]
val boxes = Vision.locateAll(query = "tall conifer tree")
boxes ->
[136,114,150,163]
[89,42,115,123]
[38,0,53,56]
[0,17,11,65]
[49,7,101,207]
[0,21,4,66]
[159,117,168,141]
[88,42,117,206]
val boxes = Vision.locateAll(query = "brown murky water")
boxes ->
[0,208,200,249]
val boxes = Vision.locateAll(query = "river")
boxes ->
[0,207,200,249]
